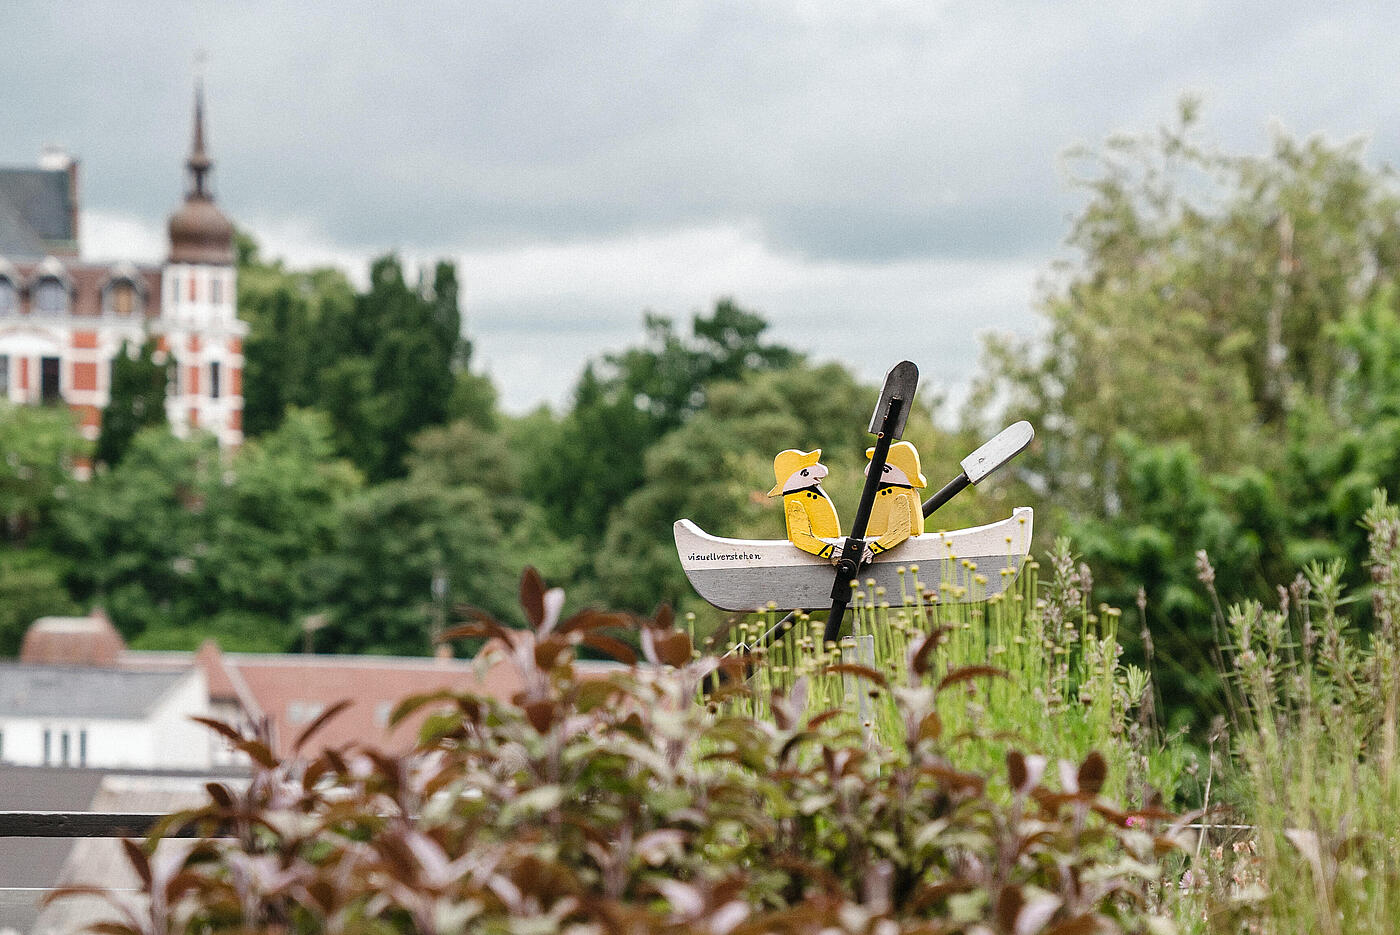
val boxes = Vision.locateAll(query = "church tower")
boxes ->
[162,82,245,446]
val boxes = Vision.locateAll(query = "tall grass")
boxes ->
[1173,491,1400,933]
[705,537,1192,809]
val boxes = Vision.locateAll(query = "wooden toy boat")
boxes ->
[674,506,1033,612]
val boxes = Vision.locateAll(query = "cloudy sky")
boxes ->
[3,2,1397,414]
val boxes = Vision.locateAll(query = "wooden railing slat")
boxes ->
[0,811,178,838]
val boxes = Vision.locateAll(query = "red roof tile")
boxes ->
[221,650,528,757]
[20,610,125,666]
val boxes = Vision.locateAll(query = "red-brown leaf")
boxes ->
[1007,750,1028,793]
[936,664,1009,693]
[302,757,333,791]
[235,738,278,769]
[1045,915,1100,935]
[440,619,513,646]
[822,663,888,688]
[520,566,546,629]
[121,839,152,888]
[908,879,975,913]
[778,731,819,765]
[324,748,348,776]
[307,880,338,912]
[387,690,457,727]
[652,604,675,631]
[524,699,558,733]
[654,630,692,667]
[921,764,986,795]
[534,635,571,670]
[294,698,353,754]
[164,869,206,901]
[910,625,953,676]
[190,716,246,746]
[1078,750,1107,798]
[557,609,633,635]
[995,883,1024,934]
[42,885,125,906]
[205,782,234,809]
[80,924,137,935]
[580,632,639,664]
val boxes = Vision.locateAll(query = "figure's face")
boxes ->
[865,461,912,485]
[781,461,828,492]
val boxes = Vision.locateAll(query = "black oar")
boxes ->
[822,361,919,645]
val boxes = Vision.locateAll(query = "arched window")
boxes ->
[0,278,15,316]
[104,277,141,317]
[33,277,69,315]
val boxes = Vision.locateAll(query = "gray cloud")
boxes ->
[11,1,1393,263]
[7,1,1400,409]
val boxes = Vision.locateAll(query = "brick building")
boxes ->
[0,86,245,447]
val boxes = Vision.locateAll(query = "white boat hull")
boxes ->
[673,507,1034,611]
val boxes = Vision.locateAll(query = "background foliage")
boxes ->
[4,103,1400,735]
[969,101,1400,725]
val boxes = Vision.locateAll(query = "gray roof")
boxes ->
[0,167,74,258]
[0,664,189,719]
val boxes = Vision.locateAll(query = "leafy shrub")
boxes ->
[57,569,1182,934]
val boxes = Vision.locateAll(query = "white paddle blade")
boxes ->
[960,420,1034,485]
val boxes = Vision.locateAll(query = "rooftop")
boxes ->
[0,164,76,258]
[0,664,192,719]
[21,612,126,667]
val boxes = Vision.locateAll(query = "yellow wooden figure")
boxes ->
[768,449,842,560]
[863,440,927,558]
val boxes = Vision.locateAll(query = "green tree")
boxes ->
[315,255,467,481]
[56,413,364,649]
[525,300,797,541]
[95,338,170,468]
[972,100,1400,516]
[196,409,362,642]
[316,481,517,654]
[236,232,356,437]
[971,103,1400,724]
[0,400,86,546]
[0,550,78,656]
[54,429,219,638]
[312,414,585,656]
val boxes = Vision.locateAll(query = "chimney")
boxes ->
[38,146,80,251]
[38,144,73,171]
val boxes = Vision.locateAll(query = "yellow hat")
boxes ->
[769,448,823,497]
[866,440,927,488]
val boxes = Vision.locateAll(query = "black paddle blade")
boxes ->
[867,360,918,438]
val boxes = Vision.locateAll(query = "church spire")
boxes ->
[186,81,213,199]
[168,78,234,265]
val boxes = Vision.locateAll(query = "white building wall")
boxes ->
[147,667,214,770]
[161,263,244,447]
[0,325,64,406]
[0,717,148,768]
[0,669,212,770]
